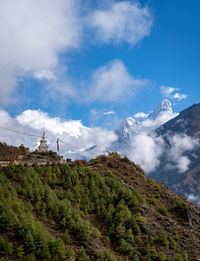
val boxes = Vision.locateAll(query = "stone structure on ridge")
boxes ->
[37,132,48,153]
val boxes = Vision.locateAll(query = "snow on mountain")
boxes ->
[116,117,141,144]
[148,99,173,119]
[114,99,175,146]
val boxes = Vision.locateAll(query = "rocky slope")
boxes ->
[150,103,200,204]
[0,154,199,260]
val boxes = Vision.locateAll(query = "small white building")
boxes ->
[37,132,48,153]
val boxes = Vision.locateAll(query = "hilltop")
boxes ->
[0,153,199,260]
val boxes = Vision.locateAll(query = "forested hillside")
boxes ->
[0,154,199,260]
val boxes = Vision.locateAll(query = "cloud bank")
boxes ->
[0,107,199,176]
[0,109,117,159]
[111,108,198,174]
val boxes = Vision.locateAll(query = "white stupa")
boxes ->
[37,132,48,153]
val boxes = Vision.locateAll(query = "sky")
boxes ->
[0,0,200,153]
[0,0,199,126]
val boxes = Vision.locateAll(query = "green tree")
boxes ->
[76,247,89,261]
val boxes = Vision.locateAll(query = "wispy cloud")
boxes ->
[160,86,187,101]
[88,1,153,47]
[133,112,149,119]
[85,60,149,103]
[104,111,115,115]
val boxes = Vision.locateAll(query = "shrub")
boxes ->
[76,247,89,261]
[169,201,186,212]
[173,254,184,261]
[147,178,153,186]
[0,236,13,256]
[16,245,24,258]
[169,237,176,249]
[66,247,75,259]
[25,254,36,261]
[158,206,168,216]
[92,228,101,239]
[63,230,71,244]
[158,252,166,261]
[108,152,120,158]
[117,239,134,254]
[103,236,111,246]
[77,222,90,241]
[154,232,169,247]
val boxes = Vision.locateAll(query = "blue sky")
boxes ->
[1,0,200,129]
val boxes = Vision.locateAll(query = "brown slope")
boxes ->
[0,154,200,260]
[88,155,200,260]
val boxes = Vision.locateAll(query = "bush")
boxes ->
[173,254,184,261]
[77,222,90,241]
[16,245,24,258]
[158,206,168,216]
[63,230,71,244]
[25,254,36,261]
[0,236,13,256]
[154,232,169,247]
[169,201,186,212]
[92,228,101,239]
[108,152,120,158]
[173,230,180,241]
[76,247,89,261]
[66,247,75,259]
[117,239,134,254]
[169,237,176,249]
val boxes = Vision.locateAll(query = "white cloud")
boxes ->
[133,112,149,119]
[125,133,164,173]
[160,86,178,97]
[17,110,88,138]
[0,109,117,159]
[104,111,115,115]
[173,93,187,101]
[168,134,198,173]
[111,106,198,174]
[33,70,57,81]
[187,194,200,206]
[141,110,178,130]
[160,86,187,101]
[89,1,153,46]
[0,0,81,104]
[86,60,149,103]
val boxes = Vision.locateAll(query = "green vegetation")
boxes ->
[0,160,190,260]
[158,206,168,216]
[169,200,186,212]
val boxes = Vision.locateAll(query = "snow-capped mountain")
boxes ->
[114,99,174,146]
[148,99,173,119]
[116,117,141,145]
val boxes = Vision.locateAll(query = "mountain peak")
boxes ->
[149,99,173,119]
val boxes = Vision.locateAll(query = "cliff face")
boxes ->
[156,103,200,137]
[0,154,199,260]
[149,103,200,203]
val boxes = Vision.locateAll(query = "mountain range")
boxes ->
[100,100,200,206]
